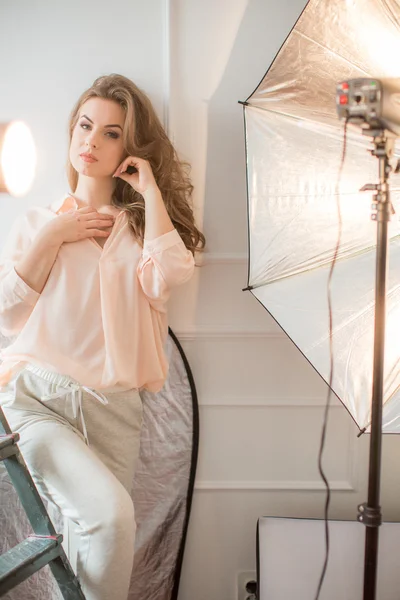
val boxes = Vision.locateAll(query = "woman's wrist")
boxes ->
[142,184,164,202]
[142,186,175,240]
[39,220,64,248]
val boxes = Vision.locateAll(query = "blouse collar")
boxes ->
[50,193,124,218]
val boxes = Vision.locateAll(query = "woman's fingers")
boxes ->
[79,212,113,221]
[75,208,115,222]
[78,215,115,229]
[69,208,115,238]
[114,156,143,177]
[75,206,96,214]
[88,218,114,228]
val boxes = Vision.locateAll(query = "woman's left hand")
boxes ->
[113,156,158,197]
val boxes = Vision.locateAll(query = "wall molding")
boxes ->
[194,402,359,493]
[198,396,344,408]
[175,328,284,340]
[197,252,248,265]
[194,479,355,491]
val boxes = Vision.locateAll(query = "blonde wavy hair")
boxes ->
[66,73,205,256]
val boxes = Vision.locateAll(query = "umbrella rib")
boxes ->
[294,30,371,76]
[244,102,333,123]
[247,290,362,433]
[248,250,375,290]
[248,238,400,290]
[250,279,400,430]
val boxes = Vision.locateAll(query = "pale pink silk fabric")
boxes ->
[0,194,195,392]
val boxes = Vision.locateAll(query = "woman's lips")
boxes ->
[80,154,98,163]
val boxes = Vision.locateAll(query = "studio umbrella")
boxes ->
[242,0,400,434]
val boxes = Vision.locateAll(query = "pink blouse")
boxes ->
[0,194,195,393]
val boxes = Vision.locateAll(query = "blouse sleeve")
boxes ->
[137,228,195,311]
[0,213,41,336]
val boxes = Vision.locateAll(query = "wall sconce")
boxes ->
[0,121,36,196]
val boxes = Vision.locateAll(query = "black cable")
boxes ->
[314,116,350,600]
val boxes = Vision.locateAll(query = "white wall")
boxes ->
[1,2,400,600]
[167,1,400,600]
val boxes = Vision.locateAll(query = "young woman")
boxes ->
[0,73,205,600]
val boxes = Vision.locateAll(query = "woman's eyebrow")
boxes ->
[80,114,123,130]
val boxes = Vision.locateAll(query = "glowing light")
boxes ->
[1,121,36,197]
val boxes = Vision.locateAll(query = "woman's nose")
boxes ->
[86,132,99,148]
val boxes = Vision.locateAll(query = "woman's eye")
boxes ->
[79,123,119,139]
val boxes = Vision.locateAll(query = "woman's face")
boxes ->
[69,97,126,178]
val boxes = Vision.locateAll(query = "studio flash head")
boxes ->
[336,77,400,137]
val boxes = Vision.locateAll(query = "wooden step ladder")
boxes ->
[0,408,85,598]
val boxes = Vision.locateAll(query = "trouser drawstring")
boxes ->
[41,384,109,447]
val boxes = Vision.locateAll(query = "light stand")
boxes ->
[357,130,395,600]
[336,77,400,599]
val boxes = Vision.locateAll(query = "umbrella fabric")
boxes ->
[0,329,198,600]
[244,0,400,432]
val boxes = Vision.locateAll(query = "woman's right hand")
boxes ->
[44,207,115,245]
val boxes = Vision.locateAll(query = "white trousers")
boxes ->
[0,364,143,600]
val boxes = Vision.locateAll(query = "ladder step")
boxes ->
[0,535,62,594]
[0,433,20,461]
[1,410,85,598]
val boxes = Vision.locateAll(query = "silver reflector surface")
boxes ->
[244,0,400,432]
